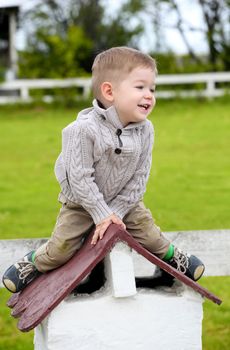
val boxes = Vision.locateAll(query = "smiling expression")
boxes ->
[111,67,156,126]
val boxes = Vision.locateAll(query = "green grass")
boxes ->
[0,97,229,349]
[0,288,34,350]
[0,105,74,239]
[145,97,230,231]
[200,277,230,350]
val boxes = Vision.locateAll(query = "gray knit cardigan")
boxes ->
[55,99,154,224]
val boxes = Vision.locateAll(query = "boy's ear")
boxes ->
[100,82,114,102]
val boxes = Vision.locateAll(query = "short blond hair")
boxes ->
[92,47,157,100]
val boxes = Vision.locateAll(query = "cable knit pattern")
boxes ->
[54,99,154,224]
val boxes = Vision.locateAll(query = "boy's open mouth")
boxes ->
[138,104,151,111]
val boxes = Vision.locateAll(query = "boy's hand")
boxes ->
[91,214,126,245]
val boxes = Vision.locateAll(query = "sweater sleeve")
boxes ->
[65,122,113,224]
[108,122,154,219]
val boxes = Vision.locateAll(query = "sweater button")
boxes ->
[115,148,122,154]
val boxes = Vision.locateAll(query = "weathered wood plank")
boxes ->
[8,226,120,331]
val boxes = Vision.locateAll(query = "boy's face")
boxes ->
[111,66,156,126]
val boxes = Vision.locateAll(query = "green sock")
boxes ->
[31,251,36,264]
[163,244,174,261]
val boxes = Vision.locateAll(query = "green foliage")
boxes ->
[70,0,143,51]
[18,0,144,78]
[19,25,92,78]
[123,0,230,71]
[149,51,228,76]
[219,42,230,71]
[0,65,5,82]
[154,52,208,74]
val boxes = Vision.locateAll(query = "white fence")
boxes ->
[1,229,230,285]
[0,72,229,104]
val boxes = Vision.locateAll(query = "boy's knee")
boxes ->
[35,240,78,272]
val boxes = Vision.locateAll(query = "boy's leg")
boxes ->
[123,201,170,259]
[2,194,94,292]
[35,197,94,272]
[123,201,205,281]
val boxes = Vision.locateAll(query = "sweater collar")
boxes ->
[93,99,147,130]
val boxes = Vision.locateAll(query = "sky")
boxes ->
[14,0,207,54]
[101,0,207,54]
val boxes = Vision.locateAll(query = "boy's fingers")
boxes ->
[118,220,126,229]
[91,216,125,245]
[99,221,110,239]
[91,233,98,245]
[91,228,100,245]
[91,222,109,244]
[112,218,120,224]
[111,216,123,224]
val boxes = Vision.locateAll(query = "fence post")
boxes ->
[82,84,91,99]
[20,86,30,101]
[206,78,216,98]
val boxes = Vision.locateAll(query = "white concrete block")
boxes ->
[107,242,136,297]
[34,286,203,350]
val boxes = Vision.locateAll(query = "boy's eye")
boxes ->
[136,86,155,93]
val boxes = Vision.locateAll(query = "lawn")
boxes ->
[0,97,229,349]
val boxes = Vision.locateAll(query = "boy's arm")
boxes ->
[109,123,154,219]
[65,123,113,225]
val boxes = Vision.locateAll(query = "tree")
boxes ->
[123,0,230,70]
[19,26,93,78]
[198,0,230,70]
[18,0,144,78]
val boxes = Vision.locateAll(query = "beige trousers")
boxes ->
[35,193,170,273]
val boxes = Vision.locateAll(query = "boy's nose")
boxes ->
[144,91,153,99]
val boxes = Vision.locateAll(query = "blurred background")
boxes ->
[0,0,230,81]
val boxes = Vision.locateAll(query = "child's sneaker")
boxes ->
[2,251,39,293]
[168,248,205,281]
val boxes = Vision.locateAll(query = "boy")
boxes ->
[2,47,205,293]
